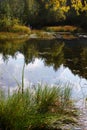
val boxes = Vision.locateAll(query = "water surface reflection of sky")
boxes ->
[0,53,87,99]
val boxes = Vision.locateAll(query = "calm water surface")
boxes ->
[0,39,87,99]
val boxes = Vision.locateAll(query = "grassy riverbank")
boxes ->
[0,22,31,40]
[43,25,82,33]
[0,25,84,40]
[0,85,79,130]
[0,32,30,40]
[30,25,84,40]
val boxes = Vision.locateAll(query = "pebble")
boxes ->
[75,99,87,130]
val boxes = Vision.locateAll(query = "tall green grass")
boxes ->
[0,84,76,130]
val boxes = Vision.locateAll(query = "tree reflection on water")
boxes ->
[0,38,87,79]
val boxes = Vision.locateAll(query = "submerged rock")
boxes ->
[29,33,38,38]
[53,34,63,39]
[77,33,87,39]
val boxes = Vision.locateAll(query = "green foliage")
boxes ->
[35,85,61,113]
[60,86,72,109]
[0,17,12,31]
[0,85,74,130]
[0,17,31,34]
[0,0,87,28]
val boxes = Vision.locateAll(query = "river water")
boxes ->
[0,38,87,99]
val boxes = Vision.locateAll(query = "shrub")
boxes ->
[0,18,31,34]
[0,17,12,32]
[11,18,20,26]
[11,25,31,34]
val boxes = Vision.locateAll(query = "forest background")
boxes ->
[0,0,87,31]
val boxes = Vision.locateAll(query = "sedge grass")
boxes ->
[0,84,77,130]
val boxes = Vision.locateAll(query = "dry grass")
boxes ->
[0,23,31,40]
[62,34,78,40]
[0,32,29,40]
[44,25,81,32]
[12,25,31,34]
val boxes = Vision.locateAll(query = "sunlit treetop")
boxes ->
[45,0,70,12]
[45,0,87,15]
[71,0,87,14]
[45,0,70,20]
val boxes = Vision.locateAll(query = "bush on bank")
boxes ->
[0,18,31,34]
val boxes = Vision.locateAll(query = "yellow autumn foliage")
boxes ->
[45,0,87,16]
[72,0,87,14]
[46,0,69,13]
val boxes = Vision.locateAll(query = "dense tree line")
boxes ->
[0,0,87,29]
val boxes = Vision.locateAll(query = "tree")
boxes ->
[44,0,70,21]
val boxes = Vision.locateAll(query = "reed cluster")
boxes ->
[0,85,77,130]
